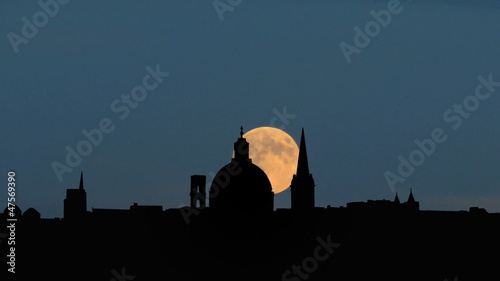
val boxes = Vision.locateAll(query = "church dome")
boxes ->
[209,128,274,213]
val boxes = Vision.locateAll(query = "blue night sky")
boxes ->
[2,0,500,218]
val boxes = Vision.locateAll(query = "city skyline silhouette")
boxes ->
[3,1,500,280]
[4,1,500,220]
[3,127,500,280]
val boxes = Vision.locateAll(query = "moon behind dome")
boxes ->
[243,127,299,194]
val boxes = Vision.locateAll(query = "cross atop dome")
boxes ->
[234,126,250,162]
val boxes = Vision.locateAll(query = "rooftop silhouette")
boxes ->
[2,127,500,281]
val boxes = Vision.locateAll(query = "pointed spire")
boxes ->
[240,126,244,138]
[394,192,400,204]
[407,188,415,203]
[296,128,310,177]
[291,128,315,210]
[79,171,84,190]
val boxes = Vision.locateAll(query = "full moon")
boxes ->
[243,127,299,194]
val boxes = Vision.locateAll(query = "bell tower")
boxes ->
[190,175,206,209]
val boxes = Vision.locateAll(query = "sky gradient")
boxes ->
[2,0,500,218]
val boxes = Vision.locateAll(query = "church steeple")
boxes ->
[233,126,250,162]
[296,128,310,177]
[394,192,400,204]
[79,171,84,190]
[407,188,415,203]
[291,128,315,210]
[403,188,419,211]
[64,172,87,219]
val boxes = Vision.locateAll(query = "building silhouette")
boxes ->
[394,192,400,203]
[291,128,315,210]
[208,127,274,214]
[190,175,206,208]
[23,207,41,220]
[405,187,419,210]
[346,187,419,212]
[63,171,87,219]
[3,127,500,281]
